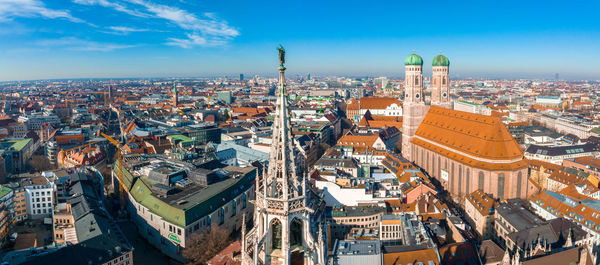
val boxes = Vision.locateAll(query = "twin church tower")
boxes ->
[401,53,451,161]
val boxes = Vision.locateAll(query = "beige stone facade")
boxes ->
[464,189,495,239]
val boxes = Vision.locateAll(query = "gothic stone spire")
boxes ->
[263,45,304,201]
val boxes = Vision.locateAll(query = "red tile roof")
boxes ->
[359,97,402,110]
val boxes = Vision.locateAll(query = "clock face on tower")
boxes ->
[442,92,447,98]
[415,93,420,99]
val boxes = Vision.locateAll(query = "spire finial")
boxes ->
[412,49,416,54]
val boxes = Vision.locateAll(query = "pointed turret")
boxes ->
[502,249,511,265]
[565,228,574,248]
[513,250,521,265]
[241,213,247,261]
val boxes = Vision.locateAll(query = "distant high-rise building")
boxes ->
[173,83,178,106]
[240,73,244,81]
[307,73,311,80]
[107,85,113,104]
[555,73,559,80]
[217,91,233,104]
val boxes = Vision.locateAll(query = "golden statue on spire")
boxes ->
[277,45,285,67]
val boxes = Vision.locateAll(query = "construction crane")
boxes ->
[207,85,217,108]
[90,91,108,106]
[58,141,100,168]
[101,132,126,211]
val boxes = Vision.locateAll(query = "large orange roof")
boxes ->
[412,137,528,171]
[414,106,523,161]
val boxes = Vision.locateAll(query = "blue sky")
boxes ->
[1,0,599,81]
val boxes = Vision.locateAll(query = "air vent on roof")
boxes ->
[177,200,188,205]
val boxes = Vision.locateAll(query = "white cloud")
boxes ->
[167,33,207,48]
[72,0,148,17]
[127,0,238,37]
[0,0,83,23]
[73,0,239,48]
[105,26,149,35]
[37,37,137,52]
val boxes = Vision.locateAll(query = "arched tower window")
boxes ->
[498,173,505,200]
[271,219,282,250]
[442,76,446,85]
[415,76,419,86]
[290,218,303,247]
[478,172,485,191]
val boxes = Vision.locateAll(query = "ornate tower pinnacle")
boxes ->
[260,45,304,202]
[431,53,450,108]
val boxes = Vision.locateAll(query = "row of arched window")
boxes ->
[415,147,524,199]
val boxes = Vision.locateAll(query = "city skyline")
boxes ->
[1,0,599,81]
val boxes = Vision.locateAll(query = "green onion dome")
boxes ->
[432,54,450,67]
[404,53,423,66]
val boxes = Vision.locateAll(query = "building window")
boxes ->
[498,173,506,199]
[438,157,441,178]
[466,168,470,194]
[479,172,485,191]
[516,172,523,197]
[242,194,247,209]
[458,165,463,194]
[426,152,429,172]
[451,162,455,191]
[232,201,237,216]
[220,208,225,225]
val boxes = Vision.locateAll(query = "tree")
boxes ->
[182,227,232,265]
[223,109,230,121]
[29,155,55,172]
